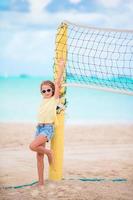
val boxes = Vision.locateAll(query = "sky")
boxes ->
[0,0,133,77]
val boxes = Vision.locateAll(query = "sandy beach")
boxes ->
[0,122,133,200]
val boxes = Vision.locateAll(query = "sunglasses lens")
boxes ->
[41,89,52,93]
[41,90,46,93]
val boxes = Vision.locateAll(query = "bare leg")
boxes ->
[29,135,54,165]
[34,146,54,165]
[36,152,44,185]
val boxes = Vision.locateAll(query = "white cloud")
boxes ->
[125,1,133,12]
[96,0,122,8]
[0,8,133,31]
[4,30,55,63]
[1,10,109,65]
[0,29,56,76]
[0,1,133,75]
[28,0,52,14]
[1,0,133,30]
[0,10,111,30]
[69,0,81,4]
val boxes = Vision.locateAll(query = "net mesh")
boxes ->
[55,21,133,94]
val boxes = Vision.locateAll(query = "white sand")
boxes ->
[0,122,133,200]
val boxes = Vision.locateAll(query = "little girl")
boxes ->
[29,59,65,186]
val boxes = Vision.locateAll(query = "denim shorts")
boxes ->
[35,124,54,142]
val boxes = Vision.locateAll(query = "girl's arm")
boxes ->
[54,59,65,99]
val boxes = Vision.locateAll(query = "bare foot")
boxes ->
[38,182,44,186]
[38,183,44,190]
[30,183,44,189]
[29,183,38,189]
[29,181,44,188]
[47,150,56,169]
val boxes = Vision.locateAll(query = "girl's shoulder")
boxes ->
[53,96,60,103]
[41,96,59,104]
[46,96,59,103]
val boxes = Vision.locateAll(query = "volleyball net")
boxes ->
[54,21,133,95]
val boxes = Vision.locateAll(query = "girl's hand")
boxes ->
[56,59,66,81]
[59,59,65,67]
[54,59,66,99]
[58,59,65,72]
[54,80,61,87]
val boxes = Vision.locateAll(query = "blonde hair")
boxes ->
[40,80,55,96]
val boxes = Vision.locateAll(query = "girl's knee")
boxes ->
[29,143,36,151]
[36,152,44,160]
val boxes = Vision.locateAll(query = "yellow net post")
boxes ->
[49,23,67,180]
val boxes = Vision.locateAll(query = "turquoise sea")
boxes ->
[0,76,133,124]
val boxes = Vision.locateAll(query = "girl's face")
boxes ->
[41,84,53,98]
